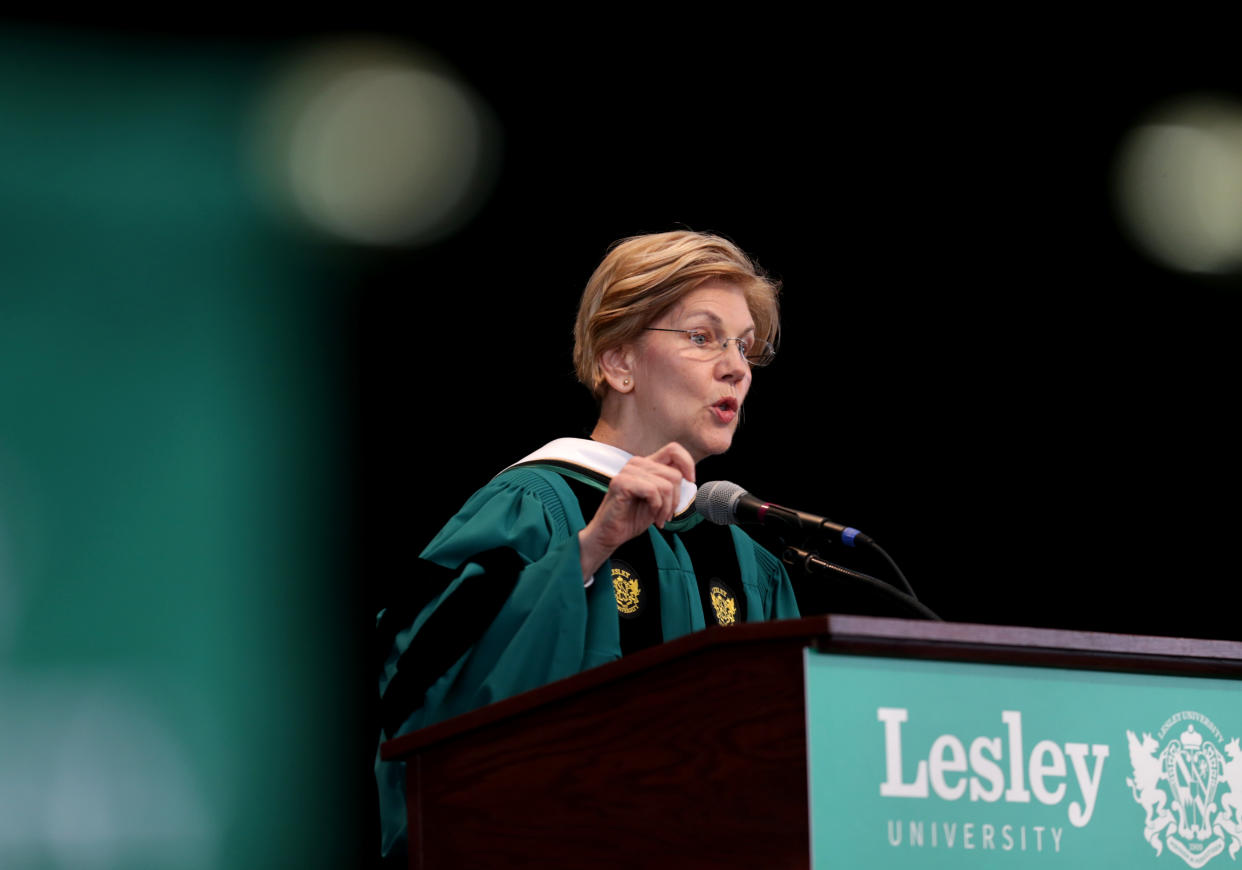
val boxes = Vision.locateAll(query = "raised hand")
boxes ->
[577,442,696,581]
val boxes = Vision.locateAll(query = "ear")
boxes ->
[598,344,635,393]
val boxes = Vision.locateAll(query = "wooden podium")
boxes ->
[380,615,1242,869]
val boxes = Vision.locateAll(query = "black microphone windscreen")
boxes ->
[695,480,746,525]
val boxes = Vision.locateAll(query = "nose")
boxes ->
[717,341,750,382]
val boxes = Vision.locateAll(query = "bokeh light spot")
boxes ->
[252,40,501,247]
[1114,95,1242,275]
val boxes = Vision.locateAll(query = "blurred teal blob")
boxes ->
[0,27,362,867]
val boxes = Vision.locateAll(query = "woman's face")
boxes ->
[626,280,755,464]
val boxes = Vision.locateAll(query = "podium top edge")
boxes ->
[822,614,1242,660]
[380,615,1242,761]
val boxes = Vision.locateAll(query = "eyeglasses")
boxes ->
[644,326,777,367]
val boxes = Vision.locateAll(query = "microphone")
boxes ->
[694,480,873,548]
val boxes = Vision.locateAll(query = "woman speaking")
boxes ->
[375,229,800,861]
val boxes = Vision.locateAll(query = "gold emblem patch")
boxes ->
[611,560,643,618]
[709,580,737,626]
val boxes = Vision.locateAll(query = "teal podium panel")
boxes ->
[382,615,1242,868]
[806,651,1242,868]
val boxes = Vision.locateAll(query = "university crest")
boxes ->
[1126,712,1242,867]
[709,579,737,626]
[611,559,643,618]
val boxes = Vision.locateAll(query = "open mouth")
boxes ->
[711,396,739,421]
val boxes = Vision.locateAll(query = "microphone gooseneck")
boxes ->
[693,480,870,547]
[694,480,937,620]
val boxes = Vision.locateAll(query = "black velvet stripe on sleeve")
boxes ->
[374,560,459,673]
[379,547,526,738]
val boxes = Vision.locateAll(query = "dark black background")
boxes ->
[344,24,1241,642]
[39,7,1240,639]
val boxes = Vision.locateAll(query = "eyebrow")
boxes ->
[679,308,756,335]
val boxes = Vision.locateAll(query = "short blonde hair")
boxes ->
[573,230,781,399]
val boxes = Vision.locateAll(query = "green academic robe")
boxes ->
[375,451,800,859]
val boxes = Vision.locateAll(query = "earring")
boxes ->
[622,377,631,387]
